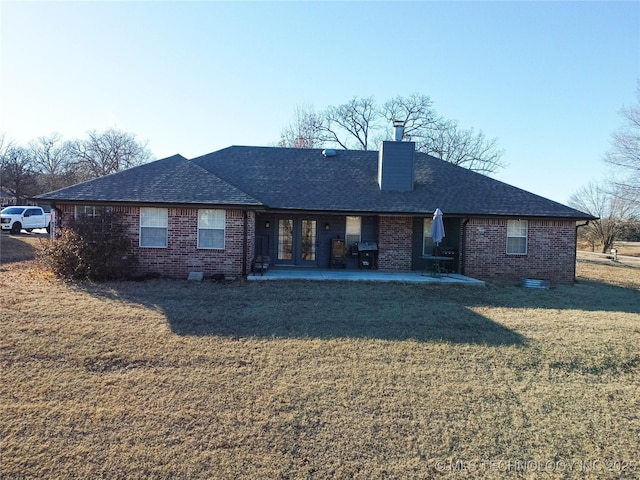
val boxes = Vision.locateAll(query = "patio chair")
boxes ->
[252,255,271,275]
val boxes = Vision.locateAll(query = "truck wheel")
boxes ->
[46,224,51,234]
[10,222,21,235]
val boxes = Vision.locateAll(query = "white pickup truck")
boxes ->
[1,206,52,234]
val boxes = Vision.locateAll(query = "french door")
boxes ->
[277,218,317,266]
[299,220,317,264]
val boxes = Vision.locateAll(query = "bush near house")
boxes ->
[39,213,134,280]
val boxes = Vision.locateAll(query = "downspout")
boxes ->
[460,218,470,275]
[574,220,590,282]
[242,209,248,277]
[50,202,62,237]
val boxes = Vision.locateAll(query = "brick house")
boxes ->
[37,136,593,284]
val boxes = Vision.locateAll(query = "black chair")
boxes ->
[252,255,271,275]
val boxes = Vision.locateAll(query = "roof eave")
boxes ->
[44,199,264,209]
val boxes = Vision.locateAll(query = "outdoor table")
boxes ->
[420,255,454,277]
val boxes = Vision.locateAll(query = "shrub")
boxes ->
[40,212,135,280]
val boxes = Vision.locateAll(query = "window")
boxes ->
[140,207,168,248]
[73,205,98,218]
[507,220,528,254]
[345,216,361,249]
[423,218,434,256]
[25,208,42,217]
[198,209,225,249]
[75,205,109,218]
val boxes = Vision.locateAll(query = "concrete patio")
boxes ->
[248,268,485,285]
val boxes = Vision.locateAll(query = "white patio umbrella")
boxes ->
[430,208,445,254]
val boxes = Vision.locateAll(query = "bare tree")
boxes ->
[605,80,640,199]
[278,106,326,149]
[420,120,506,175]
[278,94,505,174]
[382,93,439,141]
[569,182,638,253]
[322,96,380,150]
[0,134,14,200]
[70,129,153,180]
[0,133,12,157]
[0,146,39,202]
[29,133,74,192]
[619,218,640,241]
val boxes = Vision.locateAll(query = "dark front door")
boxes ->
[299,219,317,265]
[276,218,318,266]
[277,219,294,264]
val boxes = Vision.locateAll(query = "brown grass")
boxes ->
[0,232,46,264]
[1,235,639,479]
[615,241,640,257]
[578,240,640,257]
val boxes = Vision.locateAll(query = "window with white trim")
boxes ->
[345,216,361,250]
[198,209,225,249]
[423,218,434,255]
[507,220,528,254]
[140,207,168,248]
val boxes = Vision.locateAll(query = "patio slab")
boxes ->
[248,269,485,285]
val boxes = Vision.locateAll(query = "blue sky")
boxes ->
[1,1,638,204]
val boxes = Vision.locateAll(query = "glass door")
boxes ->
[299,220,317,264]
[275,218,318,266]
[277,219,294,263]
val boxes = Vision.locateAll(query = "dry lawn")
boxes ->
[611,242,640,257]
[578,241,640,257]
[1,234,639,479]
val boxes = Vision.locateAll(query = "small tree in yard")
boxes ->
[41,212,135,280]
[569,182,638,253]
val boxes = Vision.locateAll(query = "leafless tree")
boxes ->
[278,94,505,174]
[29,133,74,192]
[605,80,640,200]
[0,133,12,157]
[0,134,13,199]
[420,120,506,175]
[278,106,326,149]
[0,146,39,202]
[322,96,380,150]
[569,182,638,253]
[382,93,439,141]
[70,129,152,180]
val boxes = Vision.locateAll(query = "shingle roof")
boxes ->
[191,146,593,219]
[38,146,593,219]
[37,154,261,206]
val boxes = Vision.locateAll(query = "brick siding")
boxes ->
[55,205,577,284]
[463,218,577,285]
[377,216,413,270]
[58,204,254,278]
